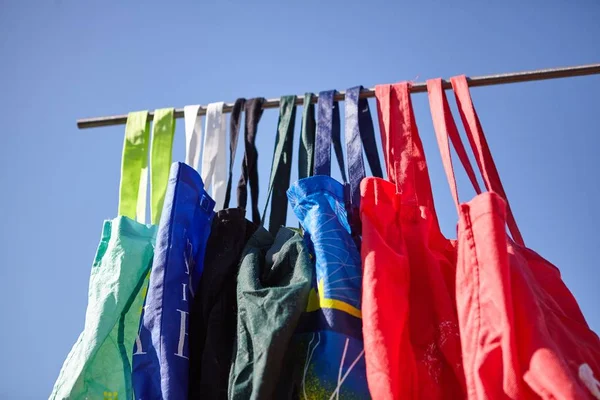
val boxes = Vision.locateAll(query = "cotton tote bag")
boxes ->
[50,109,175,400]
[360,83,469,399]
[427,76,600,400]
[287,88,382,399]
[228,96,313,399]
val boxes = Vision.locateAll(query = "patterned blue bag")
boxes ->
[132,162,215,399]
[287,88,382,399]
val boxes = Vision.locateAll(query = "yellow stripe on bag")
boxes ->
[305,279,362,319]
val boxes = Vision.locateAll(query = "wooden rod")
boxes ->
[77,63,600,129]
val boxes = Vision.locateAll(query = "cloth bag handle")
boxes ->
[118,109,175,225]
[344,86,383,232]
[374,81,442,235]
[183,105,203,171]
[298,93,316,180]
[262,95,297,234]
[237,98,265,224]
[150,108,176,224]
[314,90,347,181]
[427,78,524,246]
[451,76,524,246]
[201,102,227,211]
[223,98,246,209]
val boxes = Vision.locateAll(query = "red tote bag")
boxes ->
[360,82,475,399]
[427,76,600,399]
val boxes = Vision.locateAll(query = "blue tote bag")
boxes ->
[132,162,215,399]
[287,88,382,399]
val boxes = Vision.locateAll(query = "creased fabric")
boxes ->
[188,208,257,400]
[228,227,313,400]
[132,163,215,400]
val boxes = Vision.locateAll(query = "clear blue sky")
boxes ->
[1,1,599,398]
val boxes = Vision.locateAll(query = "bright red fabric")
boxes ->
[360,82,468,399]
[427,76,600,399]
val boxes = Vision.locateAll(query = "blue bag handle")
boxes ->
[344,86,383,217]
[314,90,347,182]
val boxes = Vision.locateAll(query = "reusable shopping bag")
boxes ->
[428,76,600,399]
[50,109,174,400]
[228,96,313,399]
[287,87,382,399]
[188,98,258,400]
[131,161,215,400]
[360,83,469,399]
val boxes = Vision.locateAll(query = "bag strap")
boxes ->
[298,93,316,180]
[150,108,176,225]
[344,86,384,234]
[201,102,227,211]
[118,111,151,223]
[237,98,265,224]
[450,76,525,246]
[314,90,347,182]
[183,105,203,171]
[426,78,482,204]
[263,95,297,234]
[223,98,246,209]
[427,78,524,246]
[374,83,437,214]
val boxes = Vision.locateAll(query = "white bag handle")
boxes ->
[183,105,202,170]
[201,102,227,211]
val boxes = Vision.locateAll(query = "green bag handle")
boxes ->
[119,111,150,223]
[298,93,316,180]
[118,109,175,224]
[150,108,176,224]
[262,95,297,234]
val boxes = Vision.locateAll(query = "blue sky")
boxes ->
[1,1,599,398]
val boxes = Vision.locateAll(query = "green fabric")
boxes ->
[50,218,157,400]
[50,110,175,400]
[118,111,150,222]
[263,96,297,235]
[150,108,176,224]
[298,93,316,180]
[228,227,313,400]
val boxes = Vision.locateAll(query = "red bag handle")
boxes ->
[450,75,524,246]
[374,82,438,214]
[427,77,525,246]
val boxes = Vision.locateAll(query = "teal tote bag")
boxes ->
[49,109,175,400]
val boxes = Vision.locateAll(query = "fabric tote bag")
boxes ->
[287,87,382,399]
[228,96,313,399]
[360,82,469,399]
[50,109,174,400]
[132,107,218,400]
[188,98,259,400]
[427,76,600,399]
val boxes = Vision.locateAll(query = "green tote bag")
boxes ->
[49,109,175,400]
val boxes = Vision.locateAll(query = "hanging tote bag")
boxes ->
[228,96,313,399]
[287,88,382,399]
[360,83,470,399]
[427,77,600,399]
[132,110,216,399]
[49,109,174,400]
[188,98,259,400]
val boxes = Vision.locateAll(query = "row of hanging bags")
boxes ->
[287,86,383,399]
[427,76,600,399]
[50,109,175,400]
